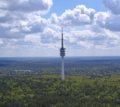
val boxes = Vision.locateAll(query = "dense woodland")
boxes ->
[1,75,120,107]
[1,57,120,107]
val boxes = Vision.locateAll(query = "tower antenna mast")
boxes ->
[62,27,63,48]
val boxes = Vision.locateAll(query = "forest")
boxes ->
[1,57,120,107]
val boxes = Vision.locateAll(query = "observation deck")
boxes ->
[60,47,65,57]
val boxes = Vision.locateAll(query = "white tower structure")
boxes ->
[60,27,65,80]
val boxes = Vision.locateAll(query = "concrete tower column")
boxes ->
[61,56,65,80]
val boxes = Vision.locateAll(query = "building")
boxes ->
[60,27,65,80]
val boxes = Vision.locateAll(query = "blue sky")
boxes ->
[0,0,120,57]
[42,0,107,20]
[50,0,106,15]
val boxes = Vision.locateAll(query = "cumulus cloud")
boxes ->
[65,29,120,49]
[1,0,120,56]
[40,28,60,43]
[0,28,60,49]
[50,5,95,28]
[0,0,53,13]
[0,16,48,39]
[1,26,120,56]
[0,25,25,38]
[0,11,26,23]
[24,34,40,43]
[0,0,52,39]
[21,17,48,34]
[94,12,120,32]
[102,0,120,15]
[103,15,120,31]
[0,40,3,44]
[0,11,48,39]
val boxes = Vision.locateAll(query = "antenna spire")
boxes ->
[62,27,63,48]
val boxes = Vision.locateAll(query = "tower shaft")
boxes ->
[61,56,64,80]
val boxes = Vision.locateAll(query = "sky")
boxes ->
[0,0,120,57]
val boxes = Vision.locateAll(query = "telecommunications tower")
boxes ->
[60,27,65,80]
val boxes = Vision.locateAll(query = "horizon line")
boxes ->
[1,56,120,58]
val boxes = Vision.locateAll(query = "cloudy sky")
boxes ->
[0,0,120,57]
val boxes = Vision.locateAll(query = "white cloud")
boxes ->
[0,40,3,44]
[94,12,120,32]
[1,0,120,57]
[24,34,40,43]
[0,0,51,39]
[1,26,120,56]
[0,0,53,14]
[10,28,19,33]
[78,41,94,49]
[21,16,48,34]
[50,5,95,28]
[65,29,120,49]
[102,0,120,15]
[0,25,24,38]
[0,11,26,23]
[0,12,48,38]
